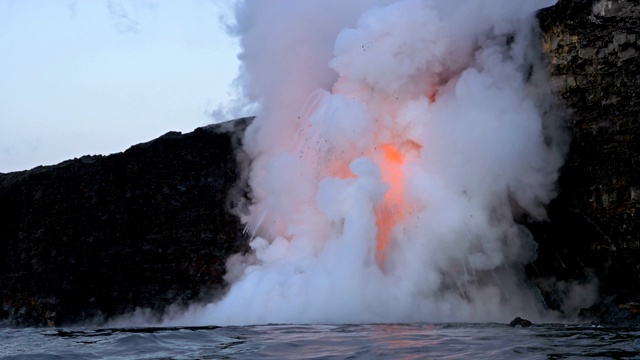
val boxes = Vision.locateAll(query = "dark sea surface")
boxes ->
[2,323,640,359]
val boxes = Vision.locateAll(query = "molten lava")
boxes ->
[382,144,404,164]
[375,143,407,266]
[322,140,413,267]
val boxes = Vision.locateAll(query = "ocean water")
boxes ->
[2,323,640,359]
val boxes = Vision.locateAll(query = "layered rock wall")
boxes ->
[529,0,640,306]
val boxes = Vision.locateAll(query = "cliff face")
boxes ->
[528,0,640,308]
[0,118,251,326]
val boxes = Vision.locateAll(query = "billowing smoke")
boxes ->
[175,0,568,325]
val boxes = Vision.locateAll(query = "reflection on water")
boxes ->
[1,323,640,359]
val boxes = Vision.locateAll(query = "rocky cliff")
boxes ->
[0,118,251,326]
[526,0,640,317]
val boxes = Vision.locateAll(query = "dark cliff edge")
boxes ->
[1,0,639,327]
[0,118,252,326]
[526,0,640,325]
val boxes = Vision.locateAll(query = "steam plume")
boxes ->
[177,0,567,325]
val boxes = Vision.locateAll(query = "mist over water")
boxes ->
[169,0,575,326]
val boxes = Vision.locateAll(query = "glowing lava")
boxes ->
[375,143,407,265]
[321,137,415,267]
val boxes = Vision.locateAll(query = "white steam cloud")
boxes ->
[174,0,567,325]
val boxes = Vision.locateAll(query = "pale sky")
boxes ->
[0,0,240,173]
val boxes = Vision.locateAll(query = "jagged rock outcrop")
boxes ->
[0,118,252,326]
[578,302,640,327]
[509,317,533,328]
[528,0,640,314]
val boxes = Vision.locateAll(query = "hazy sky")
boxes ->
[0,0,240,172]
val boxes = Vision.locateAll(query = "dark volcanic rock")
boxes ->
[0,118,252,326]
[579,302,640,327]
[509,317,533,328]
[527,0,640,313]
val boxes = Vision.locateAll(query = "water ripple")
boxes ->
[1,323,639,359]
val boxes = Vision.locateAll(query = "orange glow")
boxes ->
[375,143,408,266]
[323,142,409,267]
[382,144,404,164]
[320,130,422,269]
